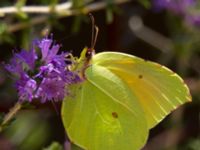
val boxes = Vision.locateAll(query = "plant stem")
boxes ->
[0,2,72,15]
[0,102,22,132]
[0,0,130,16]
[5,0,131,32]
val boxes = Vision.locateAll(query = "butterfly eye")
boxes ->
[86,48,94,60]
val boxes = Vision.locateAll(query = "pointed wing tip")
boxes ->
[186,95,192,102]
[183,82,192,103]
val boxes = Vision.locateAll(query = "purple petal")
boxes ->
[5,56,23,75]
[38,37,63,64]
[45,44,60,63]
[38,38,53,61]
[16,73,37,102]
[35,63,62,79]
[185,14,200,25]
[152,0,200,26]
[35,77,65,103]
[15,49,37,69]
[153,0,196,14]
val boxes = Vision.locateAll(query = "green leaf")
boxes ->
[43,142,63,150]
[15,0,27,8]
[0,23,14,44]
[139,0,151,8]
[106,7,114,24]
[62,64,148,150]
[15,0,28,19]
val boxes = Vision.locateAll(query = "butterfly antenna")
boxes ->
[89,13,99,50]
[93,26,99,50]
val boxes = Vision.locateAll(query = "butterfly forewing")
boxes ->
[92,52,191,129]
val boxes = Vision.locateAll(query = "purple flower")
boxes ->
[5,57,23,75]
[5,48,37,74]
[5,35,81,103]
[38,36,62,64]
[16,73,37,102]
[153,0,195,13]
[152,0,200,26]
[35,77,66,103]
[15,48,38,69]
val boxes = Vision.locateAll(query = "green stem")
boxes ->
[0,102,22,132]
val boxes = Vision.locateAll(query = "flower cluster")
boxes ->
[152,0,200,26]
[5,36,81,103]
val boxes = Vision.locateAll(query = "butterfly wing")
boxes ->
[62,64,148,150]
[92,52,191,129]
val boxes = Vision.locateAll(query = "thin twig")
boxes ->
[0,0,130,15]
[5,0,130,32]
[0,102,22,132]
[0,2,72,15]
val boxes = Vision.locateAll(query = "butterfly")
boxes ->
[61,15,191,150]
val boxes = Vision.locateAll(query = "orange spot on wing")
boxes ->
[112,112,118,118]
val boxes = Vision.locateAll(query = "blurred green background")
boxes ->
[0,0,199,150]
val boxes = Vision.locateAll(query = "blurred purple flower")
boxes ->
[5,36,81,103]
[16,73,37,102]
[152,0,200,26]
[153,0,195,14]
[35,77,66,103]
[15,48,38,69]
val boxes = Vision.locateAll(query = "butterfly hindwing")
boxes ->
[62,64,148,150]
